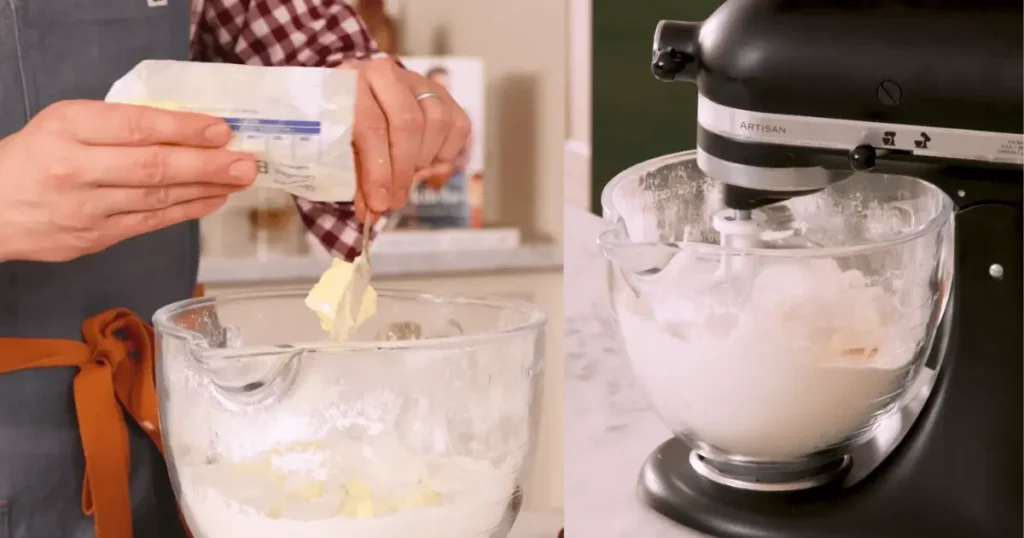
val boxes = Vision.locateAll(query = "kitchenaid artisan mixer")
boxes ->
[620,1,1021,537]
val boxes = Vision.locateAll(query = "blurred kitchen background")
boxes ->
[197,0,566,522]
[566,0,721,214]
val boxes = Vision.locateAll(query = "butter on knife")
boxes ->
[305,257,378,335]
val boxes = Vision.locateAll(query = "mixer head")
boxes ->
[651,0,1024,212]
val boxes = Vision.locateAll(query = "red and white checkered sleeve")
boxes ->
[191,0,391,261]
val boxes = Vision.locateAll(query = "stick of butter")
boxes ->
[305,257,378,335]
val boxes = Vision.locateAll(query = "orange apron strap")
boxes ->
[73,351,134,536]
[82,309,164,452]
[0,316,140,538]
[0,338,89,373]
[0,308,182,538]
[78,308,158,538]
[81,310,194,538]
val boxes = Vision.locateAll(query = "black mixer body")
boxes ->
[641,1,1023,537]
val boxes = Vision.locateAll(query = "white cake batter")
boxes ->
[616,254,928,459]
[177,435,517,538]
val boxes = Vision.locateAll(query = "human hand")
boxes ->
[345,58,472,222]
[0,100,259,262]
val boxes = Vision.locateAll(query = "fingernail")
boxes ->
[204,123,232,144]
[228,160,257,182]
[413,169,432,183]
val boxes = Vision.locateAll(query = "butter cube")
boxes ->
[305,257,378,334]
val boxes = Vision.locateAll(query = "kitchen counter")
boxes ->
[198,243,562,286]
[510,510,564,538]
[563,204,708,538]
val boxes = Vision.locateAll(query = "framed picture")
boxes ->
[396,56,486,229]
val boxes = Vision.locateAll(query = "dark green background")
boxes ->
[590,0,722,213]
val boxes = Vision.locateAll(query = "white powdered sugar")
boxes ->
[616,254,930,459]
[160,343,533,538]
[177,435,517,538]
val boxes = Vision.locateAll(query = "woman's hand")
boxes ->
[345,58,472,221]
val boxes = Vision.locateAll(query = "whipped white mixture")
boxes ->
[616,255,930,459]
[177,435,516,538]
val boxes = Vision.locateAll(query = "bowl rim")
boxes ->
[153,287,547,353]
[598,149,956,259]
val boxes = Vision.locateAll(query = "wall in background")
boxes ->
[564,0,591,211]
[567,0,590,143]
[591,0,721,212]
[398,0,567,241]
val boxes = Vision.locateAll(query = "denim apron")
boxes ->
[0,0,197,536]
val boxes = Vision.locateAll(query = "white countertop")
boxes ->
[198,243,562,285]
[563,204,708,538]
[509,510,563,538]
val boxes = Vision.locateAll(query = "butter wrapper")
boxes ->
[106,60,357,202]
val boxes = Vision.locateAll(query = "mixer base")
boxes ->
[638,438,855,537]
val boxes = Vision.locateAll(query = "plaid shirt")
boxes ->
[190,0,388,261]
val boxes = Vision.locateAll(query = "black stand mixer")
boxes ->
[640,1,1023,537]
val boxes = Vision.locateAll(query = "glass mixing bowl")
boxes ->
[599,150,954,486]
[153,289,546,538]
